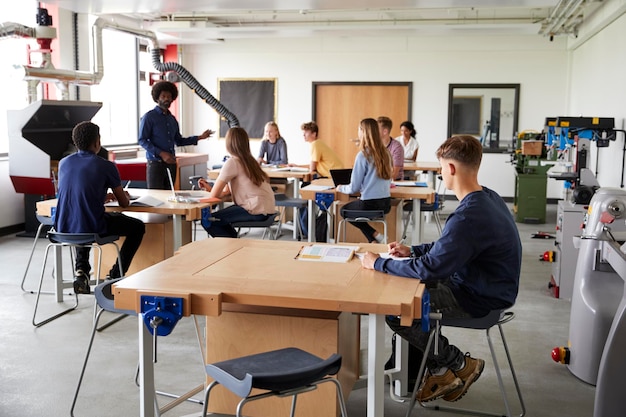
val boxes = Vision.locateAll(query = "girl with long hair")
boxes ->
[198,127,276,238]
[337,118,393,243]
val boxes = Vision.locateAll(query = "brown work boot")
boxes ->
[416,368,462,402]
[443,353,485,402]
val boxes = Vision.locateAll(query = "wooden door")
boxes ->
[313,83,412,168]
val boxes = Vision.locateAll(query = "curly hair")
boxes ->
[72,121,100,151]
[151,81,178,102]
[300,121,319,135]
[400,121,416,138]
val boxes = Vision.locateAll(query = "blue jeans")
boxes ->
[386,279,472,372]
[204,205,271,238]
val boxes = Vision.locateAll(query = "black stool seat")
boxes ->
[231,214,278,228]
[206,348,342,398]
[274,193,308,208]
[48,231,120,246]
[441,308,506,329]
[342,209,386,220]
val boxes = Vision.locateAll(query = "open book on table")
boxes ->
[295,244,360,263]
[271,166,309,173]
[105,195,164,207]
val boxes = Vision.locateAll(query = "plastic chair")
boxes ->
[71,278,207,417]
[403,309,526,417]
[274,193,308,240]
[32,231,123,328]
[337,209,388,244]
[201,347,348,417]
[232,212,280,240]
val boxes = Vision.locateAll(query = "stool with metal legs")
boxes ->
[32,231,123,328]
[21,213,55,293]
[404,307,526,417]
[201,347,348,417]
[232,212,280,240]
[337,209,388,244]
[71,278,207,417]
[274,193,308,240]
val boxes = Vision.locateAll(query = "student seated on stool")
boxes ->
[55,121,145,294]
[197,127,276,238]
[361,135,522,402]
[337,118,393,243]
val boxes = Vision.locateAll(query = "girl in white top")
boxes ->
[395,120,419,161]
[198,127,276,238]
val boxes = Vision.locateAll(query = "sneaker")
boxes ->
[416,368,462,402]
[73,270,91,295]
[443,353,485,402]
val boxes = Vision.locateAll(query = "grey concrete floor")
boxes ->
[0,203,596,416]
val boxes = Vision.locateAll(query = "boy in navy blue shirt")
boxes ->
[56,121,145,294]
[362,135,522,403]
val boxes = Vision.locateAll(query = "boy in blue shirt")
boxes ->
[56,121,145,294]
[362,135,522,402]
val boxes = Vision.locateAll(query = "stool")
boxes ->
[274,193,308,240]
[201,347,348,417]
[71,279,205,417]
[21,213,54,293]
[405,309,526,417]
[232,212,280,240]
[32,231,123,328]
[337,209,387,244]
[401,194,444,242]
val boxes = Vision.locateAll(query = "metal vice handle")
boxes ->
[141,295,184,362]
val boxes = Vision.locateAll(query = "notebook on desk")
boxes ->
[330,169,352,187]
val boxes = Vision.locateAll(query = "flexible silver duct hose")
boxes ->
[0,22,35,39]
[151,48,240,128]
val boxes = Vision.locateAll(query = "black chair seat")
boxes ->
[231,214,278,228]
[274,193,308,208]
[206,348,342,398]
[342,209,386,220]
[48,231,120,246]
[441,308,506,329]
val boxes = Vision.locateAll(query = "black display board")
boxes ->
[218,79,276,139]
[451,96,481,135]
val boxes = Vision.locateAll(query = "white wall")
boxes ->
[183,34,569,198]
[568,12,626,189]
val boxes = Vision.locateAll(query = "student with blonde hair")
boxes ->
[198,127,276,238]
[337,118,393,243]
[257,121,288,165]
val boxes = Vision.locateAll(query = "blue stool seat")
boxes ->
[202,347,348,417]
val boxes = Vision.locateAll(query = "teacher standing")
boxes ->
[139,81,212,189]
